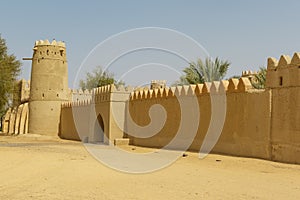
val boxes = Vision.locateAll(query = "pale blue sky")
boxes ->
[1,0,300,87]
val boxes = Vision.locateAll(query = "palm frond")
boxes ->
[251,67,266,89]
[179,57,230,84]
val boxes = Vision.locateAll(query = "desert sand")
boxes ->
[0,134,300,200]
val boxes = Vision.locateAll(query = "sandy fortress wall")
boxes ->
[1,79,30,135]
[59,52,300,165]
[60,85,133,143]
[127,78,272,160]
[266,53,300,163]
[71,89,92,102]
[1,103,29,135]
[1,39,299,165]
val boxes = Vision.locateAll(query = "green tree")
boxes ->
[0,35,21,119]
[251,67,266,89]
[79,66,124,90]
[229,75,241,79]
[178,57,230,85]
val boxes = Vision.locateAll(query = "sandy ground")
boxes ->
[0,134,300,200]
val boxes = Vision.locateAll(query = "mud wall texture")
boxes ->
[125,53,300,164]
[270,87,300,164]
[1,103,29,135]
[266,52,300,164]
[127,79,272,161]
[59,85,131,144]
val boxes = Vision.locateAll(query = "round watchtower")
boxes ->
[28,39,69,135]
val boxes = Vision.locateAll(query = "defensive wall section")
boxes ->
[60,85,132,144]
[1,79,30,135]
[59,52,300,164]
[127,78,272,160]
[1,103,29,135]
[266,53,300,163]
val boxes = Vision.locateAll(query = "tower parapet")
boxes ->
[34,39,66,47]
[266,52,300,88]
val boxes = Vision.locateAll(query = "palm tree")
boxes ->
[181,57,230,84]
[251,67,266,89]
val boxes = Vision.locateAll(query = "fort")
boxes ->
[1,39,300,165]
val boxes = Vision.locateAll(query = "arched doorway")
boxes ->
[94,114,104,143]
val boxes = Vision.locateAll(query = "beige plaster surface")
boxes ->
[127,86,272,160]
[0,134,300,200]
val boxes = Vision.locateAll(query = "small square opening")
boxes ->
[279,76,283,86]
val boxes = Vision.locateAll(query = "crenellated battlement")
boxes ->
[61,99,92,108]
[34,39,66,48]
[93,85,112,103]
[266,52,300,88]
[130,78,254,101]
[92,84,134,103]
[71,89,92,94]
[71,88,92,102]
[63,84,134,106]
[32,39,67,62]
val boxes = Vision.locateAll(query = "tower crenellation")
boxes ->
[266,52,300,88]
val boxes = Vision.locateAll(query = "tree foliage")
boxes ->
[229,75,241,79]
[79,66,124,90]
[251,67,266,89]
[177,57,230,85]
[0,35,21,118]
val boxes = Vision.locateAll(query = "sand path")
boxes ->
[0,134,300,200]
